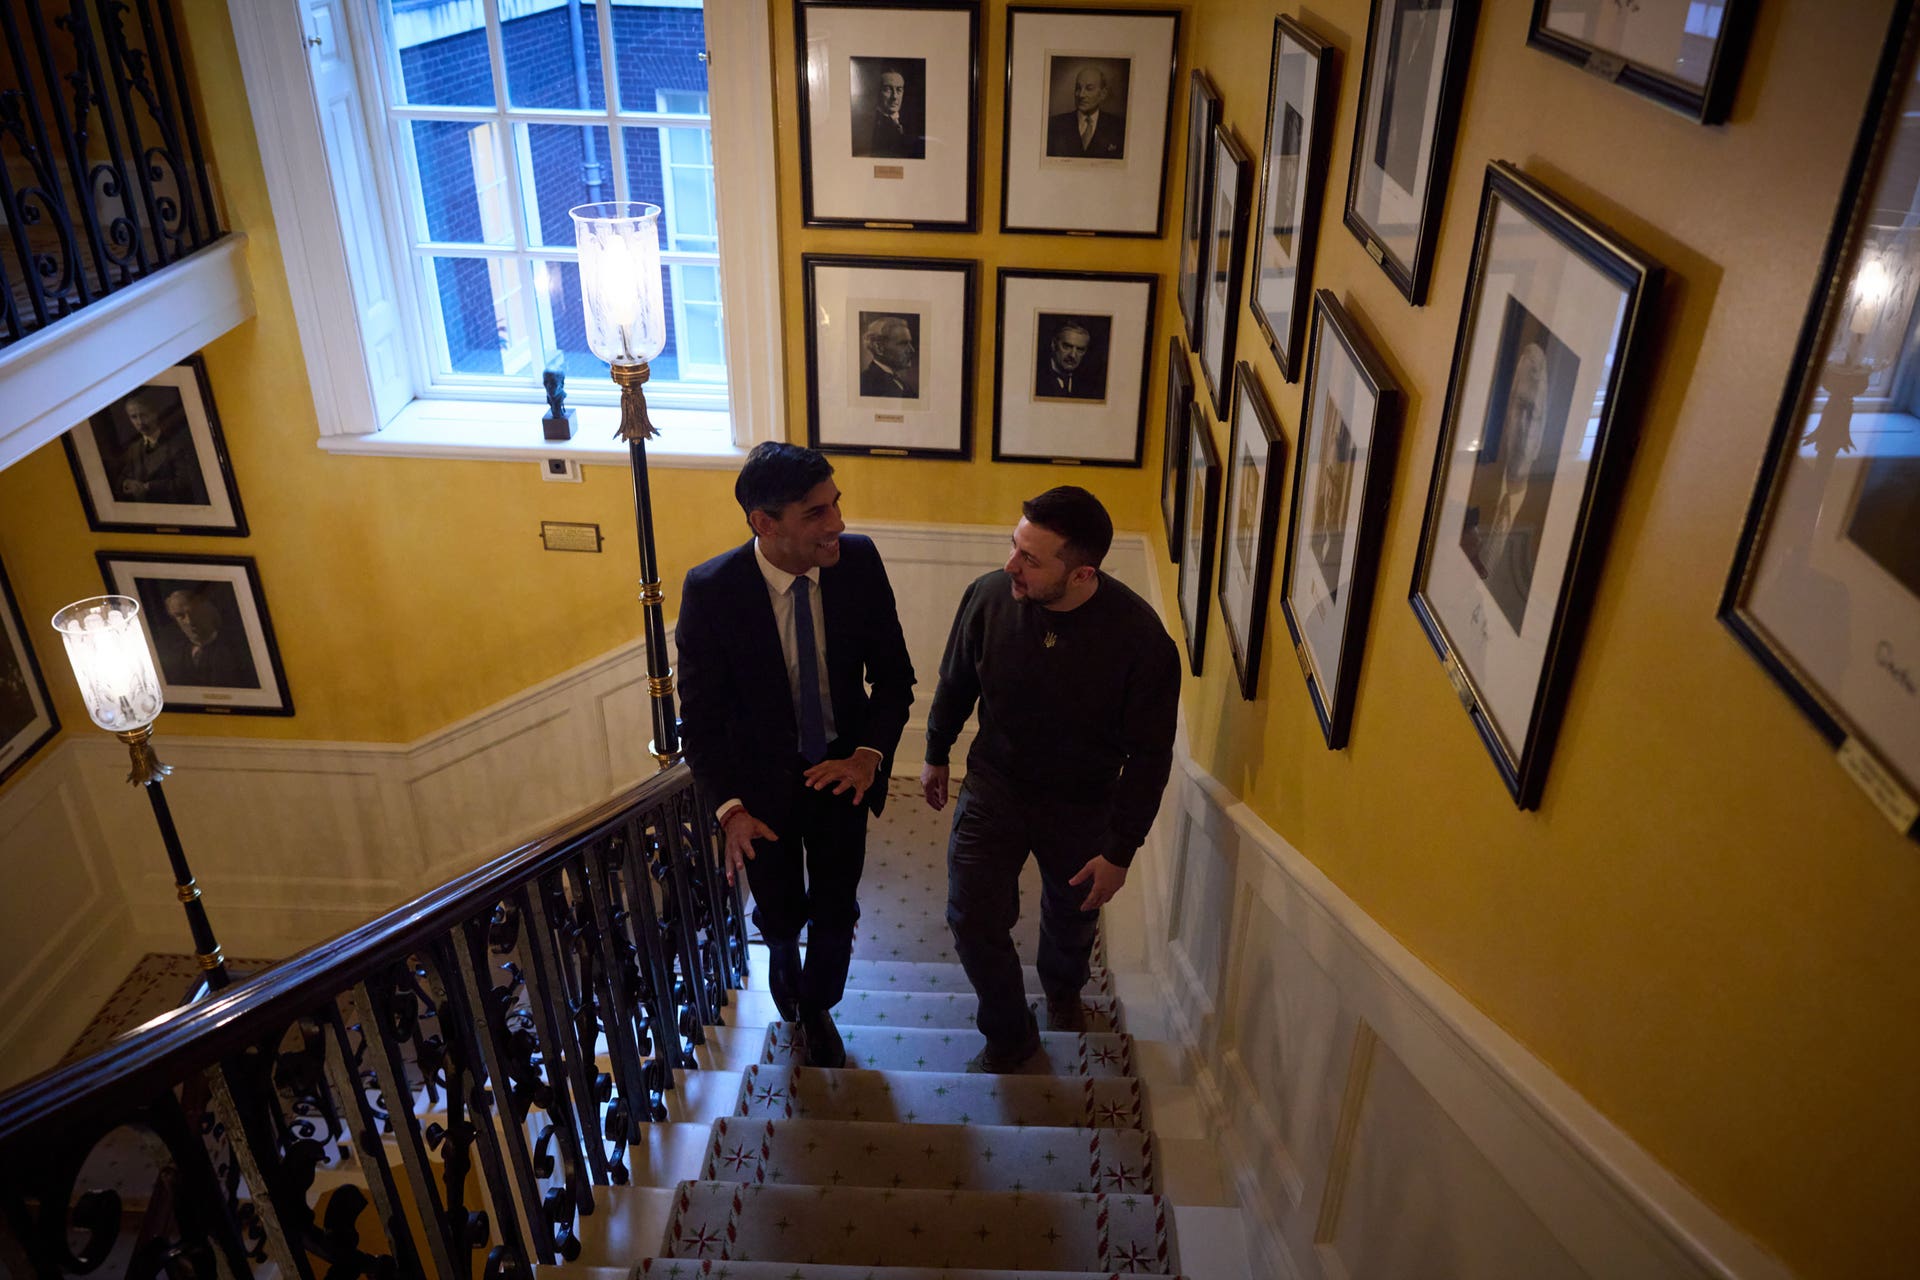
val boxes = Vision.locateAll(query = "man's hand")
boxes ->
[1068,855,1128,911]
[720,807,777,884]
[803,750,879,805]
[921,764,950,811]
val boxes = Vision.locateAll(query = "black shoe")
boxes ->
[766,939,801,1021]
[965,1031,1045,1074]
[800,1007,845,1068]
[1044,993,1088,1033]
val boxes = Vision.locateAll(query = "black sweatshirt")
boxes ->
[925,569,1181,866]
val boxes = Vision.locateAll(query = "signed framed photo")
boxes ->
[1344,0,1479,304]
[1177,410,1222,677]
[1409,164,1661,807]
[1250,18,1338,383]
[1528,0,1756,124]
[1198,125,1252,419]
[1722,3,1920,841]
[62,355,247,536]
[1001,6,1180,236]
[993,268,1156,465]
[0,558,59,788]
[1217,363,1289,701]
[1280,291,1404,749]
[804,254,977,459]
[795,1,979,231]
[96,552,294,717]
[1162,336,1194,559]
[1178,70,1222,352]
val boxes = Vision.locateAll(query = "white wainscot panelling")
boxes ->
[1165,783,1235,1052]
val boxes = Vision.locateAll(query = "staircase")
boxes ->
[558,779,1248,1278]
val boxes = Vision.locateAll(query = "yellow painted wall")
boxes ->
[1173,0,1917,1276]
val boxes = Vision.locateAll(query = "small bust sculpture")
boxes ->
[542,361,576,441]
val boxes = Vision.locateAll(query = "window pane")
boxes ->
[521,124,614,247]
[614,3,708,113]
[424,255,534,376]
[533,259,613,381]
[409,121,515,246]
[504,1,607,110]
[669,263,726,382]
[624,122,717,250]
[385,1,496,108]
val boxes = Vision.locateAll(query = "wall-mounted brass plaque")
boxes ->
[541,521,603,553]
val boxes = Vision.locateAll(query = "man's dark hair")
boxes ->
[1022,485,1112,569]
[735,441,835,528]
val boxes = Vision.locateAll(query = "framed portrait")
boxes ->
[1409,163,1661,808]
[1217,364,1289,701]
[96,553,294,717]
[1344,0,1480,305]
[1161,336,1194,559]
[1000,6,1181,237]
[804,254,977,459]
[1722,1,1920,841]
[1178,70,1222,352]
[1250,18,1338,384]
[1280,291,1405,749]
[1177,409,1222,677]
[1528,0,1756,124]
[0,558,59,788]
[61,355,248,536]
[993,268,1156,466]
[795,2,980,231]
[1198,125,1252,419]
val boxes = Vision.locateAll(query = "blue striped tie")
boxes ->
[791,576,828,763]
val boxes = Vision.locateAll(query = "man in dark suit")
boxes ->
[156,587,255,688]
[1045,64,1126,160]
[1033,319,1105,400]
[675,443,916,1067]
[858,316,918,399]
[851,67,924,159]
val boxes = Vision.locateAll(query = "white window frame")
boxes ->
[227,0,782,467]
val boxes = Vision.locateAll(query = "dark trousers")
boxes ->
[945,763,1102,1050]
[747,755,869,1015]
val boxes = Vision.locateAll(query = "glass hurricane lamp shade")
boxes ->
[570,202,666,367]
[52,595,164,732]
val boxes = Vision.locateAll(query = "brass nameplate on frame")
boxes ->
[541,521,603,553]
[1838,738,1920,833]
[1444,652,1475,711]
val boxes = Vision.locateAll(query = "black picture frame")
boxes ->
[1161,335,1194,559]
[1216,362,1289,701]
[1198,124,1252,419]
[1177,410,1222,677]
[0,557,59,788]
[1280,290,1404,749]
[803,254,978,459]
[1250,17,1338,384]
[1178,69,1222,352]
[993,267,1157,466]
[1527,0,1757,125]
[1344,0,1480,305]
[1409,163,1662,808]
[96,552,295,717]
[999,6,1182,237]
[61,354,248,537]
[794,1,981,232]
[1721,0,1920,842]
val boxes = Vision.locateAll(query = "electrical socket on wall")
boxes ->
[541,458,582,483]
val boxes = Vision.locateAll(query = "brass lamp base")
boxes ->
[116,724,173,786]
[610,360,657,442]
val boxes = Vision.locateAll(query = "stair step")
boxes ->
[632,1263,1187,1279]
[660,1180,1176,1273]
[735,1064,1147,1130]
[829,988,1122,1033]
[844,958,1116,999]
[698,1117,1157,1194]
[761,1024,1137,1077]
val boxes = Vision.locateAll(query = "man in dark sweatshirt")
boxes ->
[921,486,1180,1072]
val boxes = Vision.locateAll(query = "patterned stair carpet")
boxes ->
[631,779,1186,1277]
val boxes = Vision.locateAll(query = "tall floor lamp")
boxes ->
[52,595,231,992]
[569,200,681,768]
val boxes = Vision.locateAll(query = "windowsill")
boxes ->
[315,397,745,469]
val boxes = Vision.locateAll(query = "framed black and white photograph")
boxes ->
[1198,125,1252,419]
[795,2,979,231]
[1722,2,1920,841]
[1177,409,1222,677]
[1178,70,1222,353]
[1250,18,1338,383]
[1162,335,1194,558]
[96,552,294,717]
[1217,363,1289,700]
[1345,0,1479,304]
[62,354,248,536]
[1528,0,1756,124]
[1001,6,1180,237]
[1280,290,1404,749]
[804,254,977,459]
[0,557,59,788]
[993,268,1156,465]
[1410,163,1661,808]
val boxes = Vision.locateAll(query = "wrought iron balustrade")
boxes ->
[0,762,748,1280]
[0,0,222,350]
